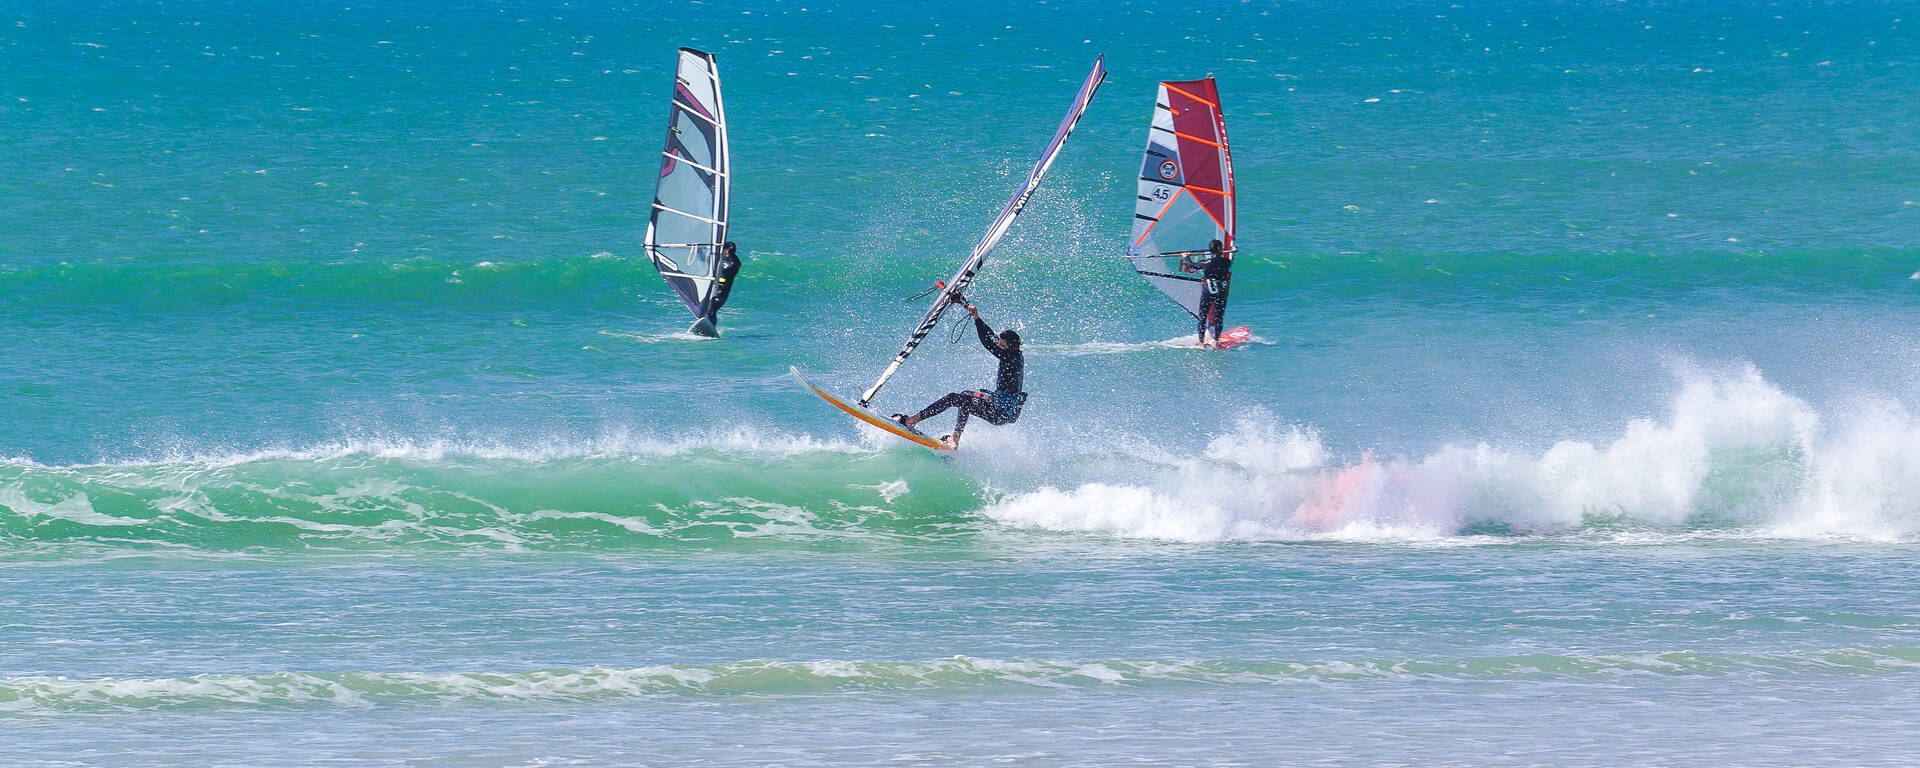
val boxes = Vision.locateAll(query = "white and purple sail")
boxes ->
[644,48,731,336]
[858,56,1107,406]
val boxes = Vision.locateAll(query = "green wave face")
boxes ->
[0,445,982,555]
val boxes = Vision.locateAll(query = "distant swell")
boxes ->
[7,650,1919,713]
[0,254,651,312]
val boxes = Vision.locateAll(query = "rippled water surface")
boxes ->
[6,0,1920,764]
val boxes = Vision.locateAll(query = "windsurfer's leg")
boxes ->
[942,400,987,447]
[902,392,968,430]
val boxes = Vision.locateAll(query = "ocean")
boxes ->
[5,0,1920,764]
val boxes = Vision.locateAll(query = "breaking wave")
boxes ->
[0,431,979,555]
[985,366,1920,543]
[7,368,1920,553]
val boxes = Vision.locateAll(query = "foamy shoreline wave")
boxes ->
[7,649,1917,713]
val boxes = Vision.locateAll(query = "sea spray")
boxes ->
[984,367,1920,542]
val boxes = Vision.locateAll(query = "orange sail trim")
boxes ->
[1193,195,1227,232]
[1163,82,1217,108]
[1132,187,1185,245]
[1164,77,1231,249]
[1173,131,1224,148]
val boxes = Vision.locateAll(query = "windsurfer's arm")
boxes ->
[970,307,998,352]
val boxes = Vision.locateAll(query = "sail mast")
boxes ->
[858,56,1107,406]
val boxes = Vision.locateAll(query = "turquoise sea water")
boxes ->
[7,0,1920,764]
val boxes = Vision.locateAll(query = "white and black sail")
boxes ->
[1128,77,1235,319]
[858,56,1107,406]
[644,48,731,335]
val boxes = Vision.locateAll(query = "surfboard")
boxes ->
[790,367,953,451]
[1211,325,1251,350]
[688,317,718,338]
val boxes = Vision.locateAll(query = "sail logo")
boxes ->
[1157,159,1179,180]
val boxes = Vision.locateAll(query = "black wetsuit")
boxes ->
[1190,253,1232,341]
[911,317,1026,438]
[705,250,741,324]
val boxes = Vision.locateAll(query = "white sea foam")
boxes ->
[5,650,1916,712]
[0,487,140,527]
[984,366,1920,543]
[599,329,719,344]
[1035,333,1270,357]
[25,427,877,471]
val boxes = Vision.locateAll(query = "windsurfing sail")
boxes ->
[857,56,1107,406]
[644,48,731,330]
[1128,77,1234,319]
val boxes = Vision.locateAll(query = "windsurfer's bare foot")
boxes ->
[940,434,959,449]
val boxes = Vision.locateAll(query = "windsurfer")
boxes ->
[1185,238,1233,347]
[895,304,1025,449]
[705,241,742,326]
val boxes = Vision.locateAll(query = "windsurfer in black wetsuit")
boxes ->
[1185,238,1233,348]
[704,241,742,327]
[895,303,1024,449]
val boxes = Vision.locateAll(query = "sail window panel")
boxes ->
[1153,193,1222,254]
[652,214,715,270]
[1141,272,1204,317]
[657,155,717,216]
[663,271,710,309]
[667,111,719,169]
[674,58,720,120]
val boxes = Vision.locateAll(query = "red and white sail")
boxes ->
[1128,77,1235,319]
